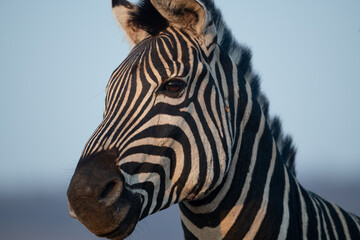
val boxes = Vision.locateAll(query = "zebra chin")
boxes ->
[67,150,143,240]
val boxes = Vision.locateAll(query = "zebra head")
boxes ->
[67,0,238,239]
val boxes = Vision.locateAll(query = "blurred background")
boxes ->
[0,1,359,239]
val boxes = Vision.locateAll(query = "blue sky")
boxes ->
[1,0,359,194]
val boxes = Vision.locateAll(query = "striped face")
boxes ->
[83,27,232,217]
[67,1,236,239]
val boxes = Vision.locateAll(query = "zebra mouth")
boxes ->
[100,226,135,240]
[104,196,142,240]
[68,192,142,240]
[100,223,136,240]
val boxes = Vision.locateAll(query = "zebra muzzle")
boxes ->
[67,150,142,239]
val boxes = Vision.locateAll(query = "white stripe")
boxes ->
[278,167,290,240]
[156,39,172,77]
[309,194,322,239]
[181,111,265,239]
[210,86,224,139]
[243,140,277,239]
[118,114,200,201]
[331,202,351,240]
[85,51,146,155]
[82,52,137,156]
[216,112,266,236]
[180,103,214,197]
[168,28,184,76]
[321,199,339,240]
[349,213,360,233]
[121,172,149,216]
[182,80,253,214]
[106,64,147,149]
[294,180,308,240]
[119,154,170,207]
[314,197,330,240]
[200,85,227,186]
[230,60,239,142]
[110,48,160,149]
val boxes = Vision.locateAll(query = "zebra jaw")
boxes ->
[67,151,143,240]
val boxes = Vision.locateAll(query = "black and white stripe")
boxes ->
[81,26,234,218]
[72,0,360,239]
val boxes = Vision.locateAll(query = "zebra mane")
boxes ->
[130,0,297,175]
[199,0,297,175]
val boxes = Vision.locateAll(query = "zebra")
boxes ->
[67,0,360,239]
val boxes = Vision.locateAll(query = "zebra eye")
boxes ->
[164,79,186,93]
[158,79,186,97]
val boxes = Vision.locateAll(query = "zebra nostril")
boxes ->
[100,181,116,200]
[99,179,123,206]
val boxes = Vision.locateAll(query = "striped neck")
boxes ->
[178,66,302,239]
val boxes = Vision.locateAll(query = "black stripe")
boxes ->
[285,173,303,239]
[226,122,274,239]
[255,152,285,240]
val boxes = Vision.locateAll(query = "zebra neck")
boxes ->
[178,122,304,239]
[179,108,360,240]
[178,80,306,239]
[176,44,360,240]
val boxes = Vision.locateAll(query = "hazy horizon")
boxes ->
[1,178,359,240]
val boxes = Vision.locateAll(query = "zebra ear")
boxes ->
[112,0,149,45]
[150,0,208,35]
[112,0,216,47]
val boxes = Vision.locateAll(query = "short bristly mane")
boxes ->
[200,0,297,175]
[127,0,297,175]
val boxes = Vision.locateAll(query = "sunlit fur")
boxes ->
[75,0,360,239]
[81,27,234,218]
